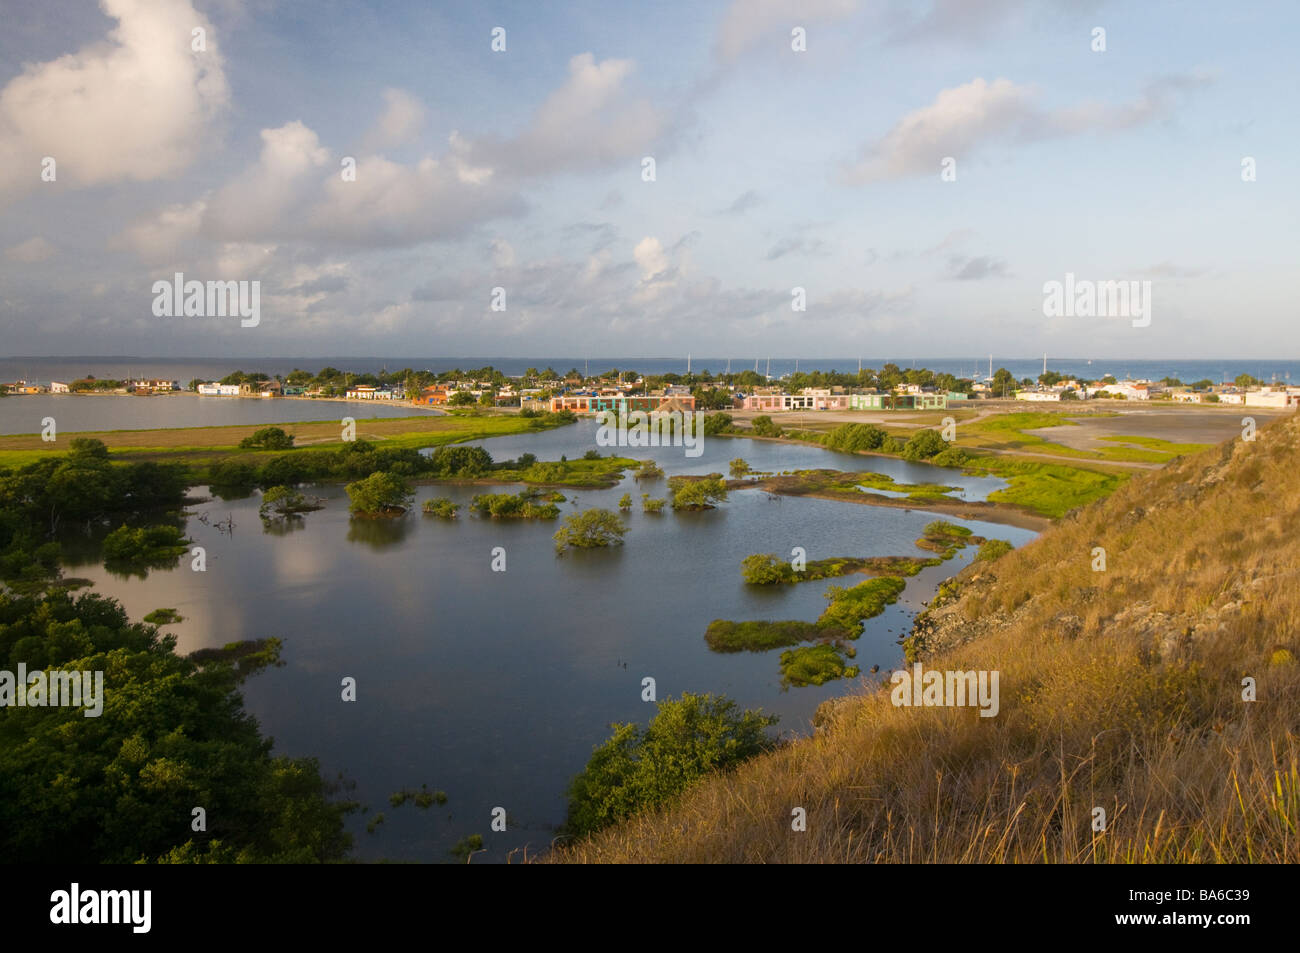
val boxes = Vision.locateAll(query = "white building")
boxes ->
[197,382,240,396]
[49,381,70,393]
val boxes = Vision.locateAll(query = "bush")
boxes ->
[259,486,322,521]
[750,415,782,438]
[641,494,666,514]
[740,553,792,585]
[703,412,733,435]
[102,524,189,567]
[728,458,751,478]
[668,475,728,511]
[346,471,413,516]
[209,460,258,488]
[553,508,627,552]
[427,445,492,478]
[975,538,1014,561]
[422,497,461,518]
[565,693,777,836]
[902,429,947,461]
[68,437,109,459]
[239,427,294,451]
[470,492,560,519]
[930,446,970,468]
[823,423,886,453]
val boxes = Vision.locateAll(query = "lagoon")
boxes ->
[60,420,1033,862]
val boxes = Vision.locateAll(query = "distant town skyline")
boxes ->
[1,0,1296,359]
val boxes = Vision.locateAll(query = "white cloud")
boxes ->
[204,121,330,238]
[715,0,859,63]
[842,78,1034,183]
[112,200,207,263]
[361,88,426,151]
[467,53,666,174]
[4,237,56,263]
[842,74,1209,183]
[633,237,668,280]
[0,0,229,205]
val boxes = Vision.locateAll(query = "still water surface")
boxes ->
[62,420,1032,862]
[0,394,441,436]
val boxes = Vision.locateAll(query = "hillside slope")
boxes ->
[554,412,1300,863]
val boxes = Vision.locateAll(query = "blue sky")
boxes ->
[0,0,1296,358]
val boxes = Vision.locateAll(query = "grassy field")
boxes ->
[0,413,551,468]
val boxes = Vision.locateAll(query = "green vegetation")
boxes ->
[706,575,907,668]
[739,552,939,586]
[668,474,728,510]
[553,508,627,553]
[0,589,353,862]
[68,437,109,459]
[258,485,323,522]
[901,428,948,461]
[1097,435,1213,457]
[977,458,1128,519]
[975,538,1014,561]
[729,458,751,478]
[779,644,859,688]
[422,497,461,518]
[705,619,821,652]
[470,490,560,519]
[915,520,977,559]
[450,834,485,862]
[345,471,413,517]
[238,426,294,451]
[823,423,887,453]
[101,524,190,568]
[634,459,664,480]
[618,493,633,511]
[641,494,666,514]
[143,607,183,625]
[389,785,448,809]
[816,577,908,637]
[565,693,777,837]
[749,416,782,438]
[494,455,636,488]
[703,412,735,436]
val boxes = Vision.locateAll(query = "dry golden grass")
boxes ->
[551,412,1300,863]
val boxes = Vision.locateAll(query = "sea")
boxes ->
[3,356,1298,385]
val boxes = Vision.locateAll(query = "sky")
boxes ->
[0,0,1296,359]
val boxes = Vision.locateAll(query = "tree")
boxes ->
[729,458,751,478]
[669,475,728,510]
[703,412,733,435]
[902,429,947,461]
[564,693,777,837]
[750,415,782,437]
[239,427,294,451]
[346,471,413,517]
[1235,373,1262,388]
[641,494,666,514]
[448,391,476,406]
[553,508,627,553]
[618,493,633,511]
[991,367,1016,397]
[0,588,353,862]
[69,437,109,459]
